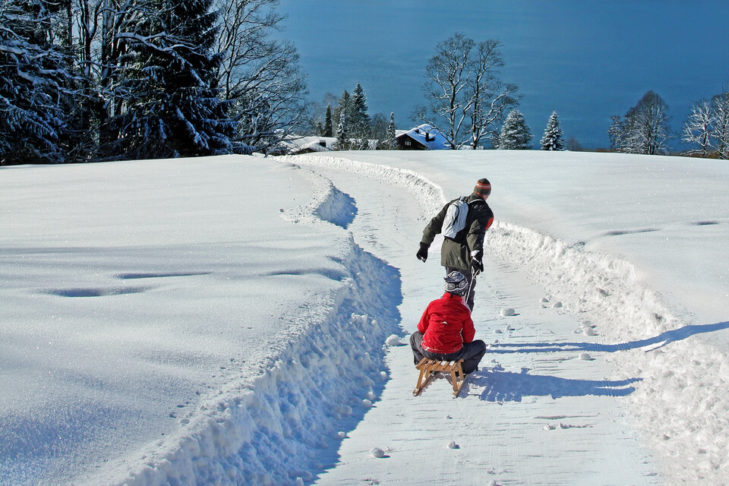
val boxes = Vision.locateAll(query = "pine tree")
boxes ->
[387,112,397,149]
[540,111,564,151]
[115,0,233,159]
[333,90,350,137]
[323,105,333,137]
[0,1,66,163]
[498,109,532,149]
[350,82,370,148]
[336,110,348,150]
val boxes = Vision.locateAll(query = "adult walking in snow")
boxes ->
[416,178,494,310]
[410,271,487,374]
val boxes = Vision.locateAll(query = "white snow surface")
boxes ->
[1,151,728,485]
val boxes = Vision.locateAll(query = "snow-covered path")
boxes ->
[286,155,659,485]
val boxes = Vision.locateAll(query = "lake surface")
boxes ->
[277,0,729,149]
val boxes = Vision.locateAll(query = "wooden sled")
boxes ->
[413,358,466,397]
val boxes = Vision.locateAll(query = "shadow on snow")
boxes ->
[459,321,729,402]
[488,320,729,355]
[466,370,641,403]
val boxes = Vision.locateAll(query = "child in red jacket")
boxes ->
[410,271,486,374]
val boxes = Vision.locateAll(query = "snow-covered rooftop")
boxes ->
[396,123,451,149]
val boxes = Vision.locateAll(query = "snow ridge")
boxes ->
[281,155,446,218]
[487,222,729,482]
[108,186,402,485]
[279,163,356,229]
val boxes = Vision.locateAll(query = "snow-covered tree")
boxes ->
[0,0,67,164]
[710,91,729,159]
[467,40,518,149]
[682,100,713,157]
[498,109,532,149]
[419,33,518,149]
[540,111,564,151]
[350,82,370,149]
[336,110,348,150]
[367,113,386,149]
[215,0,307,153]
[323,105,333,137]
[608,115,624,151]
[610,91,670,155]
[115,0,233,159]
[387,112,397,150]
[333,90,350,137]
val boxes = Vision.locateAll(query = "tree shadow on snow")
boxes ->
[467,370,641,403]
[488,320,729,355]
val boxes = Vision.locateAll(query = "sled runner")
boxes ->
[413,358,466,397]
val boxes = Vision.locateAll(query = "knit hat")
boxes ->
[444,271,468,296]
[474,178,491,198]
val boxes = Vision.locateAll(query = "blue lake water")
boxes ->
[276,0,729,150]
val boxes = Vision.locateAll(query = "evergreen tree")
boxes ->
[336,110,348,150]
[323,105,333,137]
[115,0,233,159]
[333,90,350,138]
[350,82,370,148]
[0,0,67,163]
[540,111,564,150]
[498,109,532,149]
[387,112,397,149]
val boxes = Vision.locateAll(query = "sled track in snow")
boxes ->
[286,154,729,484]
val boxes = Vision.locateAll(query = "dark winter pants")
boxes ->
[446,266,477,311]
[410,331,486,374]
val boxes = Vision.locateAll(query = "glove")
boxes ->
[416,243,429,262]
[471,250,484,274]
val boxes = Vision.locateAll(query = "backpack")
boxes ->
[442,197,469,239]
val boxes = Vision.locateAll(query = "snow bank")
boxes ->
[486,222,729,482]
[280,155,446,219]
[105,183,402,485]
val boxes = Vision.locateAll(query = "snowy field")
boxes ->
[1,150,728,485]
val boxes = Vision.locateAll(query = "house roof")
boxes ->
[274,136,335,154]
[396,124,451,150]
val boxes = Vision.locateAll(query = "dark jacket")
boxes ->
[420,194,494,271]
[417,292,475,354]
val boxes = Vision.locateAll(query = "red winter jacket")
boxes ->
[417,292,475,354]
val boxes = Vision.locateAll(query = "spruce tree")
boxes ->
[115,0,233,159]
[0,1,66,163]
[351,82,370,148]
[387,112,397,149]
[323,105,333,137]
[336,110,348,150]
[498,109,532,149]
[540,111,564,150]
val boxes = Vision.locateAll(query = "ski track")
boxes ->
[93,153,728,484]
